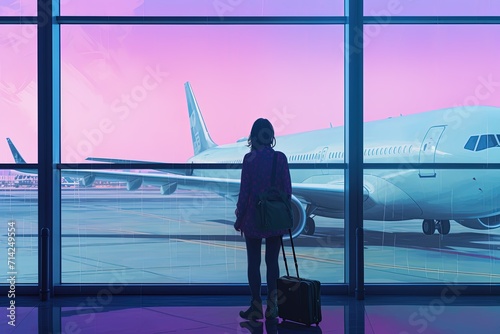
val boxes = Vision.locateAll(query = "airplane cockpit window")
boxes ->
[464,136,478,151]
[475,134,498,151]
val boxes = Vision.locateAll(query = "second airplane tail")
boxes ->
[7,138,26,164]
[184,82,217,155]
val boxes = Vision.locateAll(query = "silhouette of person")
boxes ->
[234,118,292,320]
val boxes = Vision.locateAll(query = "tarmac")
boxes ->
[1,187,499,285]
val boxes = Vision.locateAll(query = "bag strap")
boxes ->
[271,152,278,186]
[280,229,300,279]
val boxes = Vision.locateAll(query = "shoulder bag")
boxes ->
[256,152,293,231]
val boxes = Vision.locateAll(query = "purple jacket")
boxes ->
[235,146,292,238]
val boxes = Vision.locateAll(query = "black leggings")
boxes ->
[245,235,282,303]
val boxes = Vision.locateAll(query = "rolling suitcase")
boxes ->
[277,229,322,326]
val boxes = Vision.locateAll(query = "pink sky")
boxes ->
[1,2,500,162]
[58,24,343,162]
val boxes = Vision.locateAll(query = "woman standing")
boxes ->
[234,118,292,320]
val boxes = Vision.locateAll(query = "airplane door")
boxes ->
[319,146,329,174]
[418,125,446,177]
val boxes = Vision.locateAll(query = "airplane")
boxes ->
[6,82,500,238]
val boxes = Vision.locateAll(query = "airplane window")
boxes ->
[398,146,402,154]
[488,134,499,148]
[384,148,388,155]
[464,136,478,151]
[476,136,487,151]
[476,134,498,151]
[389,147,393,154]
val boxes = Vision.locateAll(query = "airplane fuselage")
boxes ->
[188,106,500,222]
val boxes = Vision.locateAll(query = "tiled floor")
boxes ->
[2,294,500,333]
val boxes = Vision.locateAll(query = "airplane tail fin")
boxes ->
[184,82,217,155]
[6,138,26,164]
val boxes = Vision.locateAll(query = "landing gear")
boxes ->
[436,220,450,235]
[422,219,435,235]
[422,219,451,235]
[304,205,317,236]
[304,217,316,235]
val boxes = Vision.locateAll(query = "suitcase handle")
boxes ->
[280,228,300,279]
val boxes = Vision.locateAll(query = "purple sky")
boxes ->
[365,0,500,16]
[1,1,500,162]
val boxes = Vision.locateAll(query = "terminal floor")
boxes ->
[3,294,500,333]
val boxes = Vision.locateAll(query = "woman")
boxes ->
[234,118,292,320]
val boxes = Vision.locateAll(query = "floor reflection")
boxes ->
[2,295,499,333]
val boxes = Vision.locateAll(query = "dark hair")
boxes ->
[247,118,276,150]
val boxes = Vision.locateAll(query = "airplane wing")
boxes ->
[62,169,242,196]
[85,157,193,176]
[63,168,362,210]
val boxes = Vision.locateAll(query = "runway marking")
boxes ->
[175,238,355,265]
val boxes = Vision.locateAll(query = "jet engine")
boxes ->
[455,215,500,230]
[287,195,307,239]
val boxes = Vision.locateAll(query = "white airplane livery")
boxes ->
[7,82,500,238]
